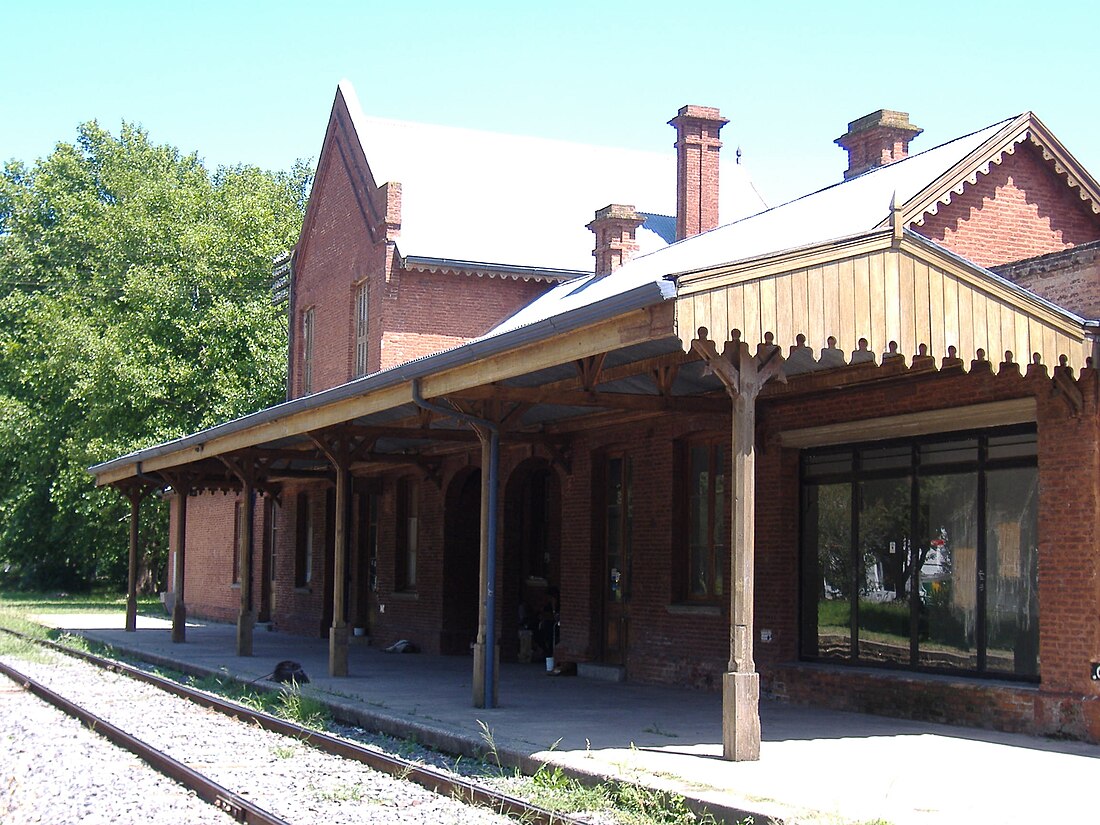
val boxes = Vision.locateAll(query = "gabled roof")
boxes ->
[899,111,1100,229]
[494,113,1100,335]
[336,80,768,273]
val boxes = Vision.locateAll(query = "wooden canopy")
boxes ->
[675,226,1094,373]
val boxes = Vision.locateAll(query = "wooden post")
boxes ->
[691,330,784,762]
[236,477,255,657]
[329,464,350,677]
[472,430,497,707]
[725,362,761,761]
[125,487,141,633]
[171,481,190,643]
[309,432,355,678]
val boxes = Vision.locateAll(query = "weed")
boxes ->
[525,762,611,814]
[477,719,506,774]
[395,736,422,760]
[610,781,718,825]
[275,685,330,729]
[272,744,297,759]
[315,782,364,802]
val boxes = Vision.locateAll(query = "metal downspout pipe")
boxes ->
[411,380,499,709]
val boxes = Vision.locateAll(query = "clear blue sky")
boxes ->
[4,0,1098,206]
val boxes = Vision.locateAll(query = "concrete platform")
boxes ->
[36,613,1100,824]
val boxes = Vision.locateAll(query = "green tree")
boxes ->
[0,122,309,591]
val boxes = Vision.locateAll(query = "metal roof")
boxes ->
[337,80,768,273]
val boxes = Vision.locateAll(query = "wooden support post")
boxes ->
[236,477,255,657]
[725,381,761,761]
[691,329,784,762]
[309,432,361,678]
[125,487,141,633]
[329,464,350,677]
[472,430,499,708]
[171,482,190,643]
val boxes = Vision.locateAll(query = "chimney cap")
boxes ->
[669,105,729,128]
[590,203,643,223]
[836,109,922,147]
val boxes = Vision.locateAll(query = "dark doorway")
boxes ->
[597,453,632,666]
[258,497,276,623]
[320,488,336,637]
[503,459,561,660]
[441,468,482,654]
[352,480,379,638]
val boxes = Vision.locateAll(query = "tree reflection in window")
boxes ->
[800,427,1038,680]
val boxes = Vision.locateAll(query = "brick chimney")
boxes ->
[669,105,728,241]
[835,110,923,180]
[588,204,645,277]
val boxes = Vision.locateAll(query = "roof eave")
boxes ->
[88,280,671,483]
[401,255,586,283]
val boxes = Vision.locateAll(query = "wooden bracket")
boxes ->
[1053,366,1084,416]
[692,328,786,401]
[691,327,740,395]
[545,440,573,476]
[575,353,607,391]
[653,363,680,397]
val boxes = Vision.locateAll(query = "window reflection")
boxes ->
[985,468,1039,676]
[857,477,911,665]
[918,473,977,669]
[800,427,1038,680]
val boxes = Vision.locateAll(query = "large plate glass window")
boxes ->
[800,426,1038,680]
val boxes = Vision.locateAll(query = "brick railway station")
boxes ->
[91,83,1100,758]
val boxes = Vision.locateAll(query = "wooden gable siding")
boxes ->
[676,235,1091,371]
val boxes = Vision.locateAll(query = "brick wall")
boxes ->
[378,269,551,370]
[992,241,1100,320]
[916,142,1100,267]
[168,491,268,626]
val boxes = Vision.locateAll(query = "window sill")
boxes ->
[666,603,722,617]
[294,586,311,594]
[390,590,418,601]
[230,583,240,590]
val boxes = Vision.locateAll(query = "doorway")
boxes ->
[503,459,561,660]
[441,468,482,654]
[598,453,632,666]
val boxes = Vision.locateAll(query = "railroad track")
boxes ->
[0,627,585,825]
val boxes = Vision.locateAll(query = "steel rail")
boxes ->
[0,628,581,825]
[0,658,290,825]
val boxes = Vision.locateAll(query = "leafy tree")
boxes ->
[0,122,309,591]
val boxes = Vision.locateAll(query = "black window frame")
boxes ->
[798,423,1039,682]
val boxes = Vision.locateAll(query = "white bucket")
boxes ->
[545,656,555,673]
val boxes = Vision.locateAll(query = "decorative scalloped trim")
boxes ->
[1031,134,1100,214]
[406,264,573,283]
[912,132,1030,226]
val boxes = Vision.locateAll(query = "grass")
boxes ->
[478,720,725,825]
[313,781,365,803]
[0,589,162,616]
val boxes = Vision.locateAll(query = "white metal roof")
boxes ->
[491,118,1013,335]
[338,80,768,273]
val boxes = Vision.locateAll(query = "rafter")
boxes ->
[452,383,730,413]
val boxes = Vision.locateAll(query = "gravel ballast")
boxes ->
[0,650,517,825]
